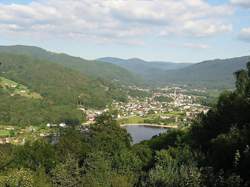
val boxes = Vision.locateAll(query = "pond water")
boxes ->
[123,124,168,144]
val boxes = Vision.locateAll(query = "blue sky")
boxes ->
[0,0,249,62]
[1,0,32,4]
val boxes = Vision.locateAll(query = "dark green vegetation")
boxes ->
[1,45,249,90]
[0,45,141,86]
[0,53,129,126]
[154,95,174,103]
[1,63,250,186]
[128,89,152,99]
[142,62,250,186]
[0,76,42,99]
[1,45,249,91]
[162,56,250,89]
[99,56,250,89]
[0,114,150,186]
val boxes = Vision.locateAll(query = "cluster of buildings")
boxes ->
[0,126,25,145]
[80,86,210,125]
[80,108,108,124]
[0,86,212,145]
[112,86,210,121]
[0,137,26,145]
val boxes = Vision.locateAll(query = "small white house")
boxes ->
[59,123,66,128]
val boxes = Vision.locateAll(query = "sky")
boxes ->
[0,0,250,63]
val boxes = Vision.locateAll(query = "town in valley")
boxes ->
[0,85,212,145]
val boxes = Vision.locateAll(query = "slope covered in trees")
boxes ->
[1,45,248,89]
[0,62,250,186]
[0,45,141,86]
[0,53,128,126]
[161,56,250,89]
[143,61,250,186]
[99,56,250,89]
[98,57,191,81]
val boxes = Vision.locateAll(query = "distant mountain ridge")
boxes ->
[0,45,141,86]
[98,57,191,78]
[0,45,249,89]
[99,56,250,89]
[0,53,128,108]
[0,52,132,125]
[161,56,250,89]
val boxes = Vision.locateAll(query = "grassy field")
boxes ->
[0,76,42,99]
[118,111,186,127]
[0,130,11,137]
[119,113,182,124]
[118,116,144,124]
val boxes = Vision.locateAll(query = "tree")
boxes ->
[234,70,249,95]
[89,112,131,155]
[51,156,82,187]
[149,146,201,187]
[190,62,250,185]
[14,139,57,172]
[0,168,35,187]
[55,128,90,161]
[82,152,134,187]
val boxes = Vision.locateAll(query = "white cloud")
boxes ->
[183,43,209,49]
[239,27,250,42]
[181,20,232,37]
[0,0,233,44]
[231,0,250,8]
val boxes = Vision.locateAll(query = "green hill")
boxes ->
[0,53,128,126]
[161,56,250,89]
[0,76,42,99]
[2,45,247,89]
[0,45,141,86]
[98,57,191,83]
[98,56,250,89]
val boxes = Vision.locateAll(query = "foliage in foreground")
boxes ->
[0,62,250,186]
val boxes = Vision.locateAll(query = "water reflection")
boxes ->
[123,124,168,144]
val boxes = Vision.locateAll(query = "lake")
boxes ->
[123,124,168,144]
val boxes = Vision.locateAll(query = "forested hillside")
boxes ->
[0,62,250,186]
[99,56,250,89]
[0,45,141,86]
[0,53,127,126]
[98,57,191,82]
[161,56,250,89]
[1,45,248,89]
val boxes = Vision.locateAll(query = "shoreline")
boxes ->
[120,123,178,129]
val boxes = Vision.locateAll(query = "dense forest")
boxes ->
[0,62,250,186]
[0,45,141,86]
[0,53,128,126]
[99,56,250,89]
[1,45,250,89]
